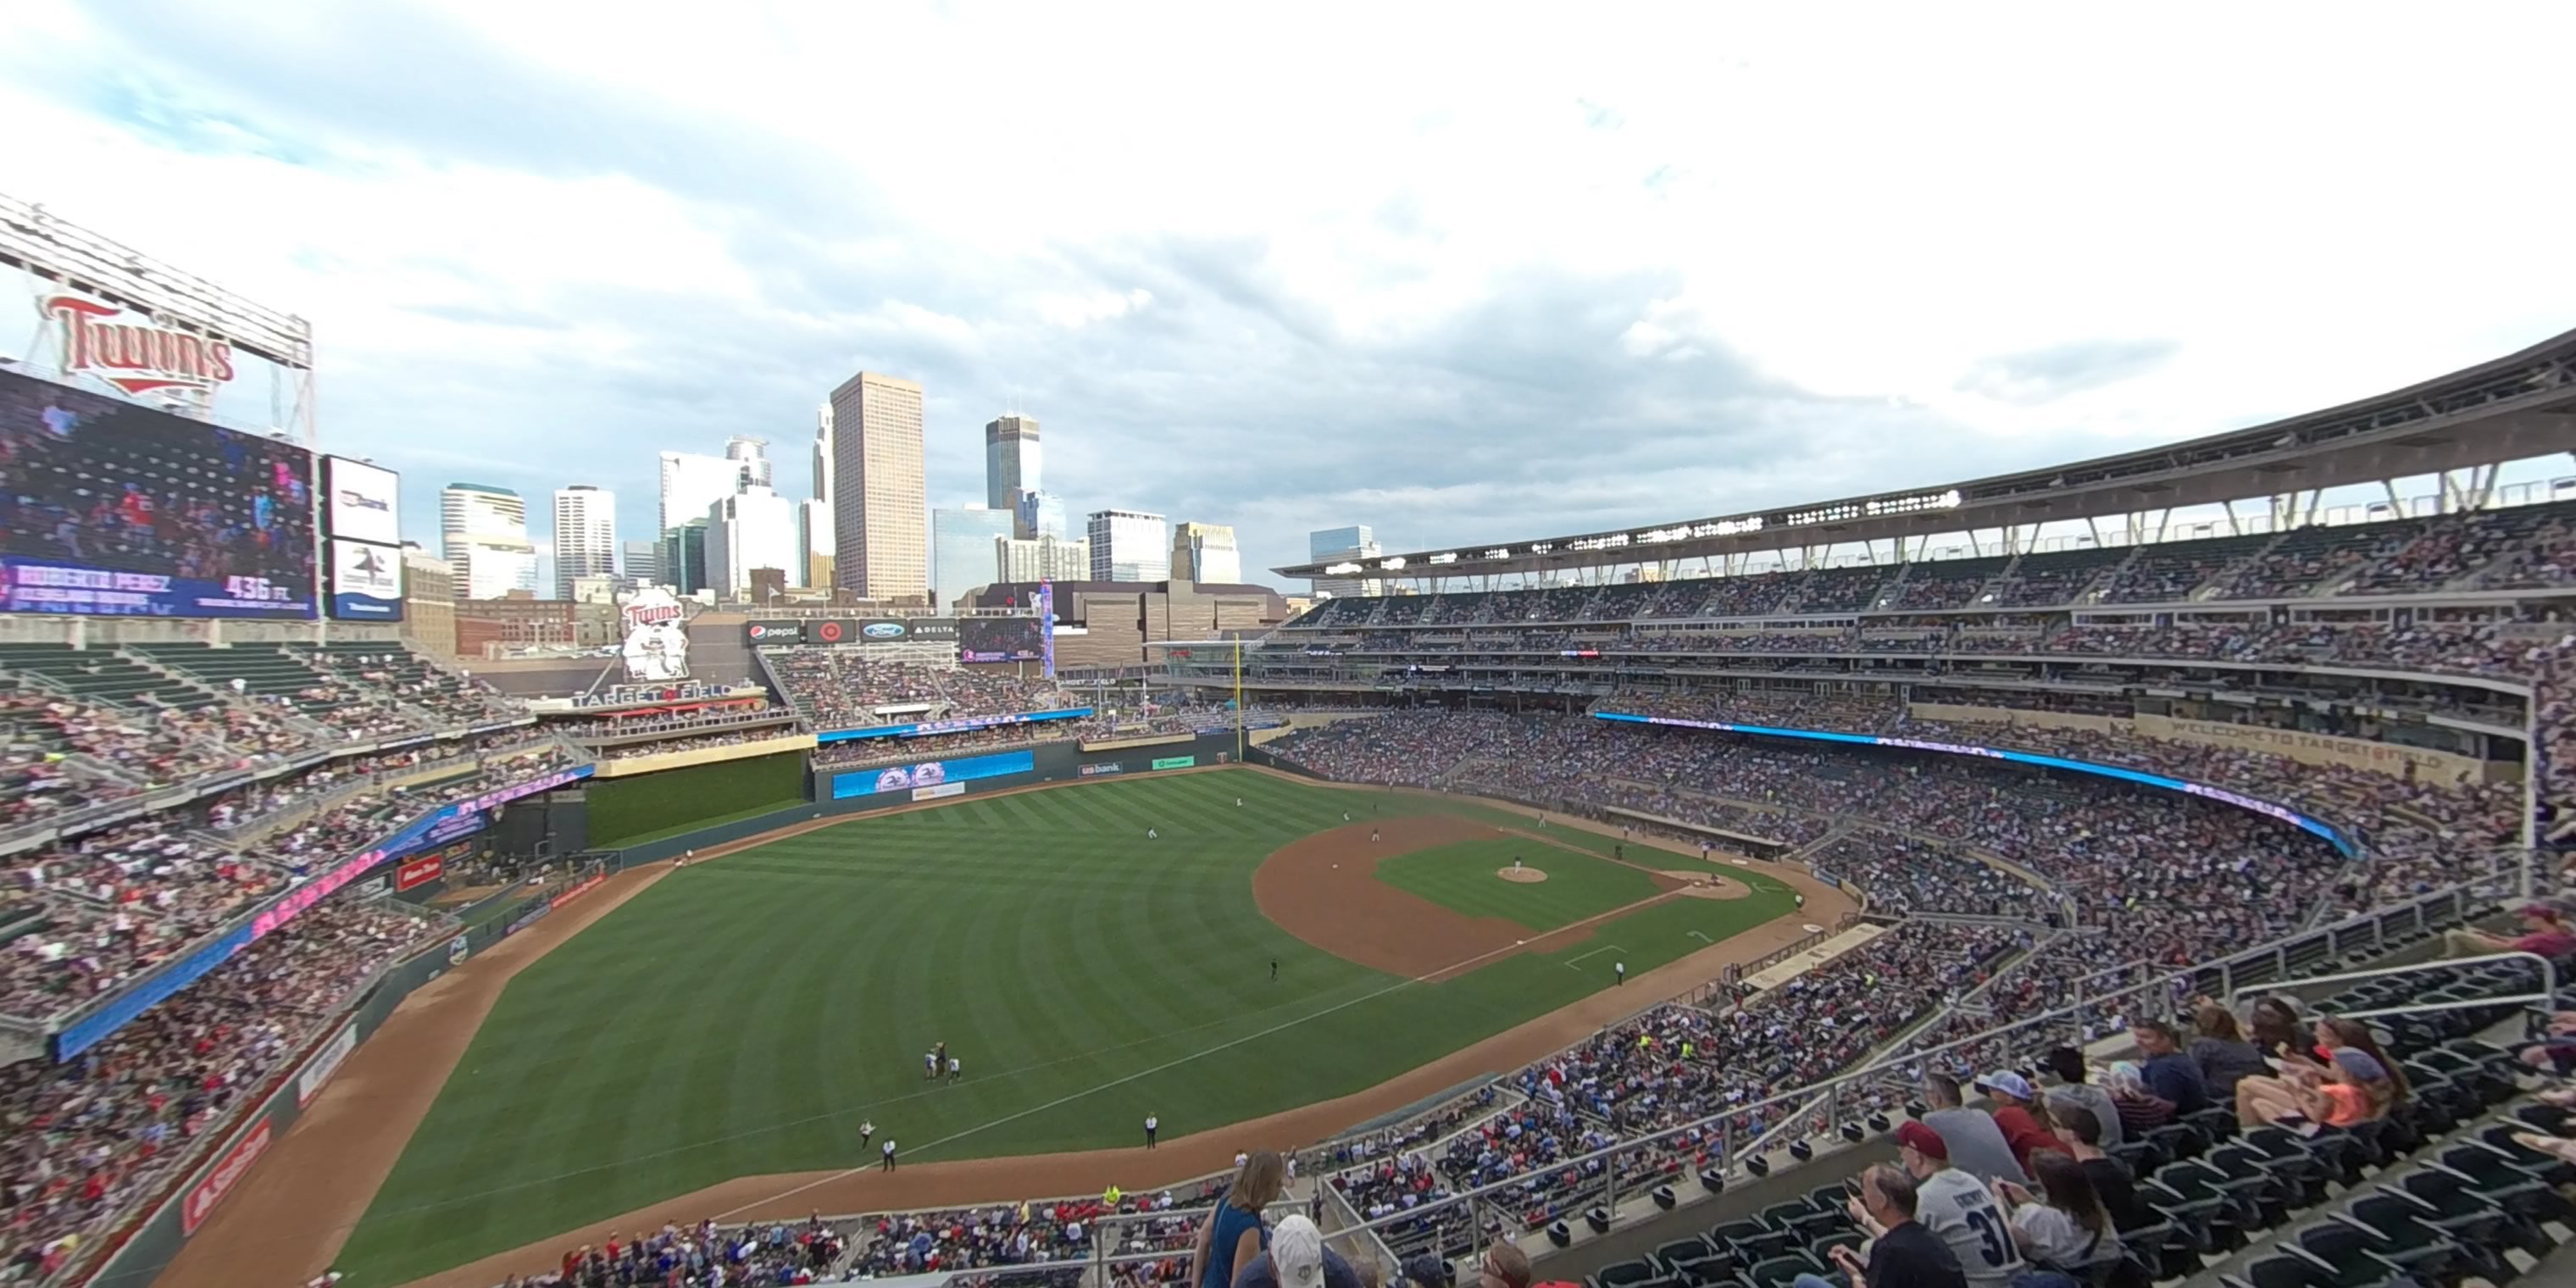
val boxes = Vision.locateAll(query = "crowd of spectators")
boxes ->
[848,1183,1230,1278]
[295,649,522,733]
[1257,699,2523,1209]
[0,642,597,1279]
[1,899,436,1277]
[0,738,575,1024]
[517,1215,855,1288]
[768,651,1075,732]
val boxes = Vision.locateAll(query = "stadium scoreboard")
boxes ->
[0,368,403,623]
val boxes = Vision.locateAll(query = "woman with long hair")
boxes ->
[2188,1003,2273,1097]
[2235,1019,2402,1129]
[1991,1148,2123,1285]
[2247,997,2307,1059]
[1193,1150,1287,1288]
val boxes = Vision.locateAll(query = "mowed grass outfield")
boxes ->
[340,770,1796,1281]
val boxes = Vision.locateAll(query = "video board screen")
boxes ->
[959,616,1044,663]
[830,748,1035,799]
[0,369,316,619]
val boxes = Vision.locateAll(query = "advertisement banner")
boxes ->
[295,1024,358,1107]
[394,854,444,891]
[1150,756,1198,770]
[327,538,404,622]
[322,457,401,547]
[549,874,606,910]
[813,707,1091,744]
[387,811,486,863]
[809,619,857,645]
[909,618,960,641]
[504,903,551,936]
[911,781,967,802]
[181,1119,271,1234]
[743,620,805,645]
[830,748,1036,799]
[1041,583,1056,678]
[447,935,469,965]
[1079,762,1125,777]
[0,368,317,620]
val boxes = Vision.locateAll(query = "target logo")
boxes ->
[817,621,845,643]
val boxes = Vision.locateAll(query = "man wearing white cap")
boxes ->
[1230,1214,1364,1288]
[1971,1070,2057,1178]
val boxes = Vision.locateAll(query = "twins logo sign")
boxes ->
[42,294,239,398]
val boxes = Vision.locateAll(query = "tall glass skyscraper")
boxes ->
[1086,509,1170,582]
[1013,487,1067,540]
[985,414,1041,511]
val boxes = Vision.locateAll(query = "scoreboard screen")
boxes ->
[958,617,1043,663]
[0,369,317,619]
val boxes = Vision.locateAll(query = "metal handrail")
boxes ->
[2224,948,2561,1021]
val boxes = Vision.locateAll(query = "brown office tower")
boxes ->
[828,371,928,602]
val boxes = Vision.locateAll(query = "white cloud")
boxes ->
[1,0,2571,580]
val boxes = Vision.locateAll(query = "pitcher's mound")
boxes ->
[1675,875,1752,900]
[1496,867,1548,883]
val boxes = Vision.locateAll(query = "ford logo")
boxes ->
[863,623,906,639]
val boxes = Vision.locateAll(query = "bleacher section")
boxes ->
[0,636,591,1276]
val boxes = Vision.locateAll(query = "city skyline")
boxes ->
[37,13,2570,589]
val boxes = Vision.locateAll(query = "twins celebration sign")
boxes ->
[621,588,691,681]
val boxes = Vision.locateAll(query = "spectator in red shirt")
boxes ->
[2443,903,2576,960]
[1972,1071,2058,1174]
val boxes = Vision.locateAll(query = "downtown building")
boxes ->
[829,371,928,602]
[440,482,540,600]
[1086,508,1169,582]
[551,485,617,599]
[997,534,1089,583]
[1171,521,1241,585]
[1308,524,1383,597]
[706,483,802,602]
[985,414,1041,510]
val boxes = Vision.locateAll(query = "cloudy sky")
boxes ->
[6,1,2574,586]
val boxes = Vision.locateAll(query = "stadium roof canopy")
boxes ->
[1274,325,2576,581]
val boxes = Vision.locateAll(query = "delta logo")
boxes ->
[43,295,238,397]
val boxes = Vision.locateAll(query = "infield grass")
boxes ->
[1373,841,1661,929]
[339,770,1795,1282]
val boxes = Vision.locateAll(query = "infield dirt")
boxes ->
[163,769,1856,1288]
[1254,816,1690,979]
